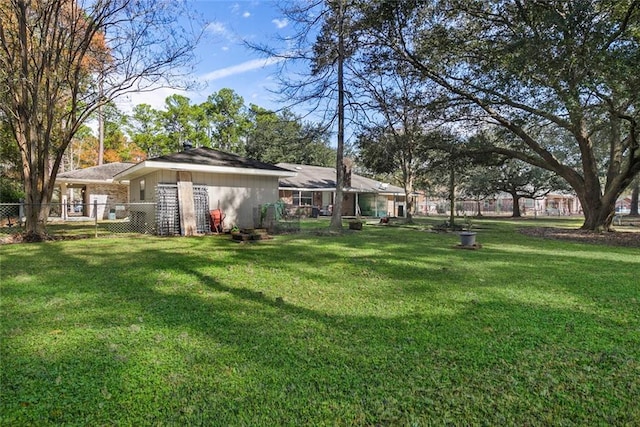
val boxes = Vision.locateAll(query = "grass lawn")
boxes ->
[1,217,639,425]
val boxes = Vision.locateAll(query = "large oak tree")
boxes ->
[364,0,640,231]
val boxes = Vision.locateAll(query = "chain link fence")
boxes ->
[0,201,157,235]
[256,201,301,234]
[1,201,303,237]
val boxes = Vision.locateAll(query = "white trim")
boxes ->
[279,187,337,192]
[56,178,130,185]
[278,186,402,196]
[115,160,296,181]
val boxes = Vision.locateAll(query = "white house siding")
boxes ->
[195,172,279,229]
[130,170,279,229]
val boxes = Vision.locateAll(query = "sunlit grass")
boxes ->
[1,217,639,425]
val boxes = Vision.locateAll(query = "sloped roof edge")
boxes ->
[56,162,134,183]
[114,147,297,181]
[276,163,404,194]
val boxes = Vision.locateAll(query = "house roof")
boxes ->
[56,162,134,184]
[114,147,297,181]
[276,163,405,194]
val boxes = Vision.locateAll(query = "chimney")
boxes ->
[342,158,352,188]
[183,141,193,151]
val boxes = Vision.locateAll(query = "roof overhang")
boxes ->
[57,178,130,185]
[115,160,297,181]
[278,186,403,195]
[279,186,336,192]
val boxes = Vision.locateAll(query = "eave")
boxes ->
[115,160,297,181]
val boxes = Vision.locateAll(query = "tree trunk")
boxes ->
[580,193,616,231]
[405,191,414,223]
[24,203,50,238]
[23,182,52,239]
[511,194,522,217]
[448,166,455,226]
[631,183,639,216]
[329,0,345,232]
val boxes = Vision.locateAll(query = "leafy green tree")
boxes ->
[246,106,335,166]
[161,94,203,153]
[0,119,23,204]
[127,104,169,158]
[364,0,640,231]
[354,61,444,221]
[297,122,336,167]
[459,166,498,217]
[202,88,251,154]
[420,130,471,226]
[465,160,570,217]
[100,104,144,163]
[0,119,20,173]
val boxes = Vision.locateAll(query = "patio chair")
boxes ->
[209,209,225,233]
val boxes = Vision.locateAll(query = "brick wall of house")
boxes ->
[87,183,129,219]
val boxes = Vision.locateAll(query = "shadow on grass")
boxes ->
[1,227,639,425]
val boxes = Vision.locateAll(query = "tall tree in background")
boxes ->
[458,165,497,217]
[246,106,335,166]
[203,88,251,154]
[127,104,168,158]
[420,130,471,226]
[467,160,570,217]
[365,0,640,231]
[251,0,364,232]
[0,0,201,238]
[61,125,97,172]
[355,63,441,221]
[0,119,23,204]
[127,89,254,156]
[161,94,202,153]
[100,103,144,163]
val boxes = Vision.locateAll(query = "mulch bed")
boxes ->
[519,227,640,248]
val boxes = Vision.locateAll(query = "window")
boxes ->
[293,191,313,206]
[139,179,145,201]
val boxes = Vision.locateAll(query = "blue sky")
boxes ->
[124,1,297,113]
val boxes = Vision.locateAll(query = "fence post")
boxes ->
[62,196,68,221]
[94,200,98,238]
[19,199,24,226]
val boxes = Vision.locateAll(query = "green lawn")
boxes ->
[1,217,639,425]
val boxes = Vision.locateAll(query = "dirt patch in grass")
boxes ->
[519,227,640,248]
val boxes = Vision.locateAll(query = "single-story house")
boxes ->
[276,163,406,217]
[114,146,296,235]
[55,162,132,219]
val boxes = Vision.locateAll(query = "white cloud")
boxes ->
[243,11,251,18]
[207,21,228,36]
[116,86,189,114]
[272,18,288,29]
[201,57,286,82]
